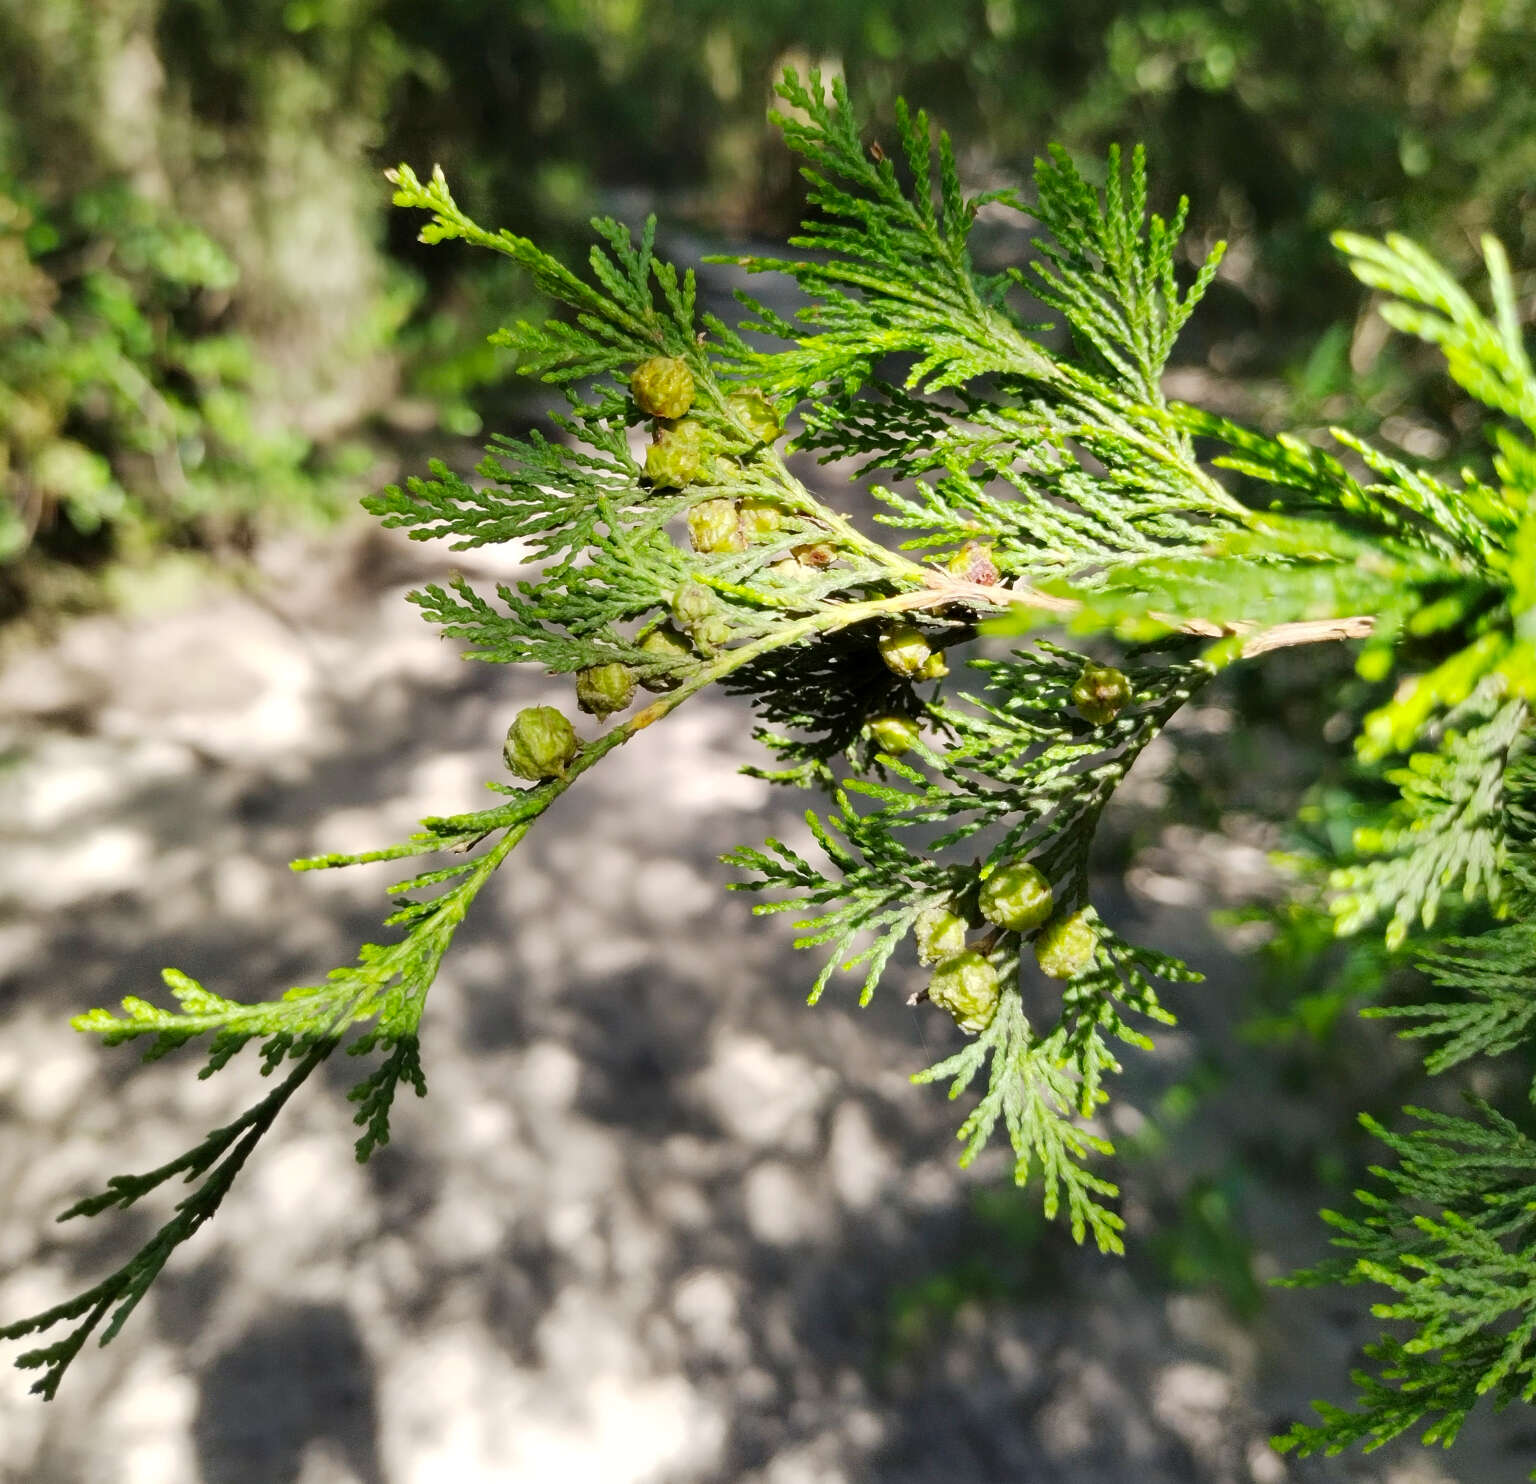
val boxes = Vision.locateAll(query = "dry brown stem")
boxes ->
[910,571,1377,658]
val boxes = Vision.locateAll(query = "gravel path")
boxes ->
[0,522,1526,1484]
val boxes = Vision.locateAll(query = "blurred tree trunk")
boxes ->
[0,0,402,441]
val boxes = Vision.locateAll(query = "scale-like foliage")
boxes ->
[1277,1099,1536,1457]
[915,987,1126,1254]
[5,72,1536,1479]
[719,72,1038,400]
[1269,759,1536,1462]
[1382,913,1536,1079]
[1329,689,1526,947]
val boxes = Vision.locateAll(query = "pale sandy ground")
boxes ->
[0,520,1529,1484]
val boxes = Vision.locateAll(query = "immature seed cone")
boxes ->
[764,557,812,583]
[978,861,1053,933]
[690,616,732,652]
[738,496,786,541]
[575,662,636,720]
[725,389,782,443]
[638,625,693,691]
[865,713,920,755]
[913,905,967,967]
[1071,663,1132,725]
[645,417,705,488]
[631,355,695,419]
[878,623,948,681]
[688,498,745,553]
[503,706,579,780]
[927,950,1001,1034]
[671,580,716,633]
[1033,908,1099,980]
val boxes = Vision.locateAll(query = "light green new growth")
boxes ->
[6,70,1536,1476]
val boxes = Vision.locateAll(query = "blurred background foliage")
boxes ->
[1,0,1532,628]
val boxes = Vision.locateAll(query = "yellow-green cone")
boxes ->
[503,706,579,780]
[1071,664,1132,725]
[644,417,705,488]
[865,713,921,755]
[878,623,948,681]
[638,625,693,691]
[738,496,786,541]
[1034,909,1099,979]
[978,861,1053,933]
[928,950,1001,1033]
[726,389,781,443]
[575,663,636,720]
[913,905,967,967]
[631,356,695,419]
[688,499,744,553]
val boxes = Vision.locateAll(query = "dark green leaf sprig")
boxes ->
[728,640,1205,1232]
[1270,759,1536,1460]
[727,72,1245,584]
[1277,1098,1536,1458]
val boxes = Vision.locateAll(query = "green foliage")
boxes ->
[0,0,447,621]
[985,106,1536,1461]
[6,70,1536,1481]
[381,0,1536,353]
[1277,1100,1536,1457]
[1329,693,1524,948]
[916,986,1125,1253]
[0,1043,335,1401]
[10,0,1532,608]
[0,175,361,614]
[1271,759,1536,1460]
[1376,883,1536,1080]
